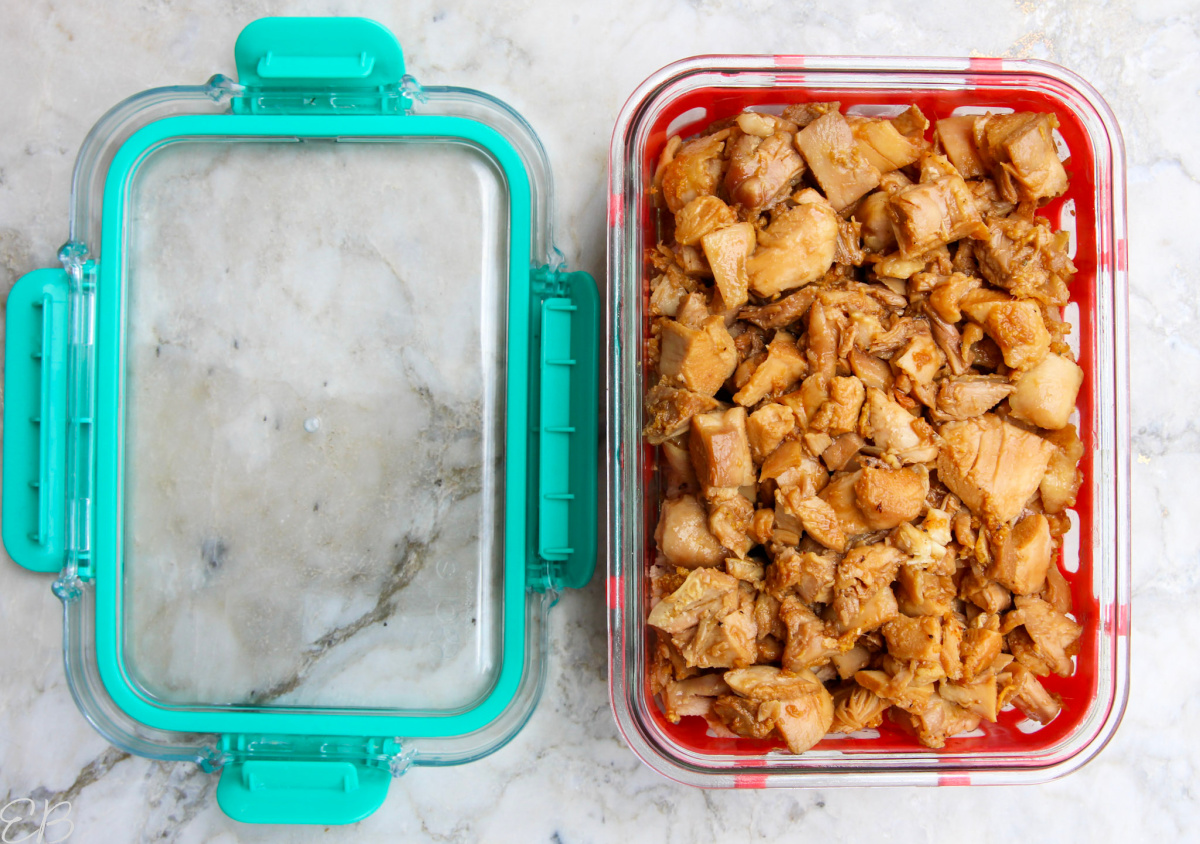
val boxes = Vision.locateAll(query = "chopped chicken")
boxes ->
[655,495,728,568]
[701,221,756,310]
[1008,353,1084,430]
[733,330,808,405]
[659,316,738,395]
[644,103,1086,754]
[689,407,757,490]
[795,111,882,212]
[746,190,839,297]
[937,414,1054,524]
[725,130,806,211]
[974,112,1069,204]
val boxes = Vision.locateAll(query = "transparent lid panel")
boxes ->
[120,139,508,714]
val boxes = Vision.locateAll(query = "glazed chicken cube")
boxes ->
[659,316,738,396]
[707,490,756,559]
[674,195,738,246]
[809,375,867,437]
[660,130,730,213]
[781,101,842,127]
[682,606,758,669]
[833,544,905,636]
[934,115,986,179]
[725,130,807,211]
[689,407,757,490]
[746,190,839,297]
[722,665,835,753]
[893,331,945,386]
[975,215,1076,307]
[975,112,1069,204]
[882,615,943,663]
[795,111,882,211]
[853,190,898,253]
[712,694,776,739]
[865,387,941,464]
[701,222,756,311]
[745,402,796,463]
[780,596,842,671]
[662,673,730,722]
[733,330,808,406]
[643,381,719,444]
[1000,661,1062,724]
[1004,595,1082,677]
[777,487,847,552]
[849,116,924,173]
[934,375,1014,421]
[767,546,838,605]
[1008,353,1084,430]
[960,618,1005,683]
[818,469,873,538]
[959,293,1050,371]
[891,693,982,749]
[990,514,1053,595]
[761,440,827,496]
[1040,424,1085,514]
[831,683,890,733]
[660,440,697,497]
[854,466,929,531]
[655,494,728,569]
[888,167,988,257]
[894,566,957,617]
[937,414,1054,525]
[648,566,739,634]
[939,672,1001,722]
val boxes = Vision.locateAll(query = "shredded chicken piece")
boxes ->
[644,102,1085,755]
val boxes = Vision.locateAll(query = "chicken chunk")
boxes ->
[1004,595,1082,677]
[888,164,987,257]
[854,466,929,531]
[745,403,796,463]
[746,190,839,297]
[780,597,842,671]
[725,130,806,211]
[1000,661,1062,724]
[934,375,1014,422]
[662,673,730,722]
[831,683,890,733]
[682,605,758,669]
[937,414,1054,525]
[777,487,847,552]
[809,375,867,437]
[1039,424,1084,514]
[833,544,905,635]
[891,693,982,749]
[707,491,756,559]
[674,195,738,246]
[701,221,756,311]
[660,130,729,213]
[1008,353,1084,430]
[975,216,1076,307]
[865,387,941,464]
[882,614,943,663]
[849,116,924,173]
[795,111,882,211]
[853,190,898,253]
[659,316,739,396]
[648,566,739,634]
[733,330,808,406]
[655,494,728,569]
[894,566,957,617]
[893,331,946,386]
[690,407,757,490]
[643,382,720,445]
[974,112,1069,204]
[934,115,986,179]
[738,286,819,330]
[990,514,1053,595]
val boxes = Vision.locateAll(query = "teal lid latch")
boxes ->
[529,267,600,592]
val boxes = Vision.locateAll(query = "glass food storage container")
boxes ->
[606,55,1130,787]
[2,17,599,824]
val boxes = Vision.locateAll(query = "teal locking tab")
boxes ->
[3,268,69,573]
[216,760,391,825]
[531,268,600,591]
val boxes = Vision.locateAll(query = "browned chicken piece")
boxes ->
[649,271,693,319]
[795,111,882,212]
[974,112,1068,204]
[659,316,738,396]
[660,130,730,213]
[835,217,866,266]
[803,431,834,459]
[934,115,986,179]
[832,645,873,681]
[890,693,982,749]
[768,546,838,604]
[726,558,765,586]
[848,347,893,391]
[1003,595,1082,677]
[937,414,1054,525]
[966,178,1017,220]
[854,668,934,713]
[874,246,948,281]
[1008,353,1084,430]
[810,375,867,437]
[722,665,835,753]
[895,566,957,617]
[833,544,905,636]
[940,613,966,681]
[960,566,1012,615]
[830,683,890,733]
[1041,560,1073,614]
[643,381,720,444]
[725,130,807,211]
[887,162,988,257]
[707,490,756,558]
[675,291,712,329]
[882,615,943,663]
[818,470,873,538]
[892,105,929,138]
[662,673,731,722]
[733,330,808,406]
[655,494,729,569]
[849,116,924,173]
[781,101,841,127]
[738,286,819,330]
[700,221,756,311]
[780,596,843,671]
[745,403,796,463]
[999,661,1062,724]
[690,407,757,490]
[934,375,1014,422]
[749,508,775,546]
[854,466,929,531]
[853,190,898,253]
[674,196,738,246]
[865,387,941,464]
[805,302,843,379]
[822,432,865,472]
[778,488,847,552]
[975,215,1076,307]
[676,244,713,278]
[926,271,981,324]
[712,694,776,739]
[990,514,1052,595]
[660,440,697,497]
[761,440,827,496]
[682,604,758,669]
[940,671,1001,722]
[648,566,739,634]
[746,190,840,297]
[893,332,946,386]
[960,618,1005,683]
[892,509,954,571]
[1040,424,1084,514]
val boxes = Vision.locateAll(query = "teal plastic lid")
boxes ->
[2,17,598,825]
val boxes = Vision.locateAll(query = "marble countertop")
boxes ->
[2,0,1197,841]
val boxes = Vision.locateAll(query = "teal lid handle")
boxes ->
[216,759,391,825]
[532,268,600,591]
[234,17,405,89]
[3,268,69,573]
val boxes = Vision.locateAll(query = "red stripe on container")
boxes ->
[1117,238,1127,271]
[773,55,807,68]
[607,575,624,611]
[938,774,971,786]
[735,774,768,789]
[608,191,624,227]
[968,57,1004,72]
[1117,604,1130,637]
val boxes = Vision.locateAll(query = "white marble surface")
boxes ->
[0,0,1196,841]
